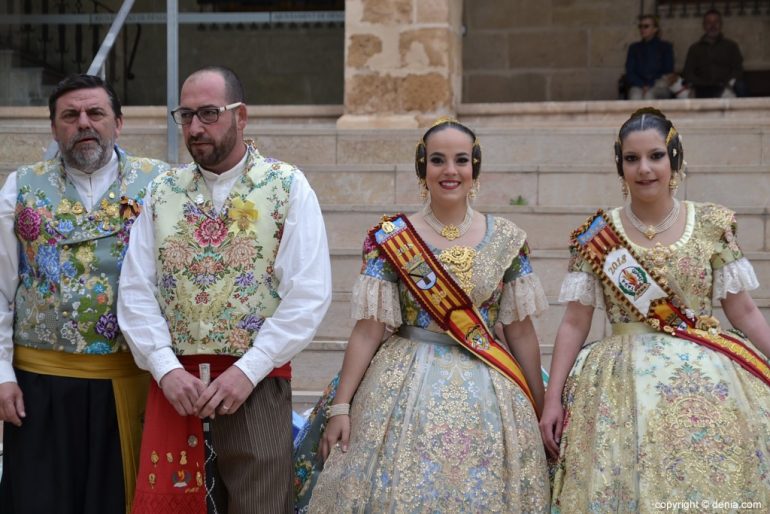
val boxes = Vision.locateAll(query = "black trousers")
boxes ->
[0,369,124,514]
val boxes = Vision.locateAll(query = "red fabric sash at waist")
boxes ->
[132,356,290,513]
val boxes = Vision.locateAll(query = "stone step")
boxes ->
[300,163,770,210]
[292,390,325,415]
[321,206,770,253]
[295,299,770,393]
[4,161,767,200]
[1,103,768,170]
[330,249,770,300]
[3,162,768,213]
[458,99,770,125]
[317,288,770,338]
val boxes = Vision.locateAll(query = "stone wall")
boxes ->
[463,0,770,102]
[340,0,463,127]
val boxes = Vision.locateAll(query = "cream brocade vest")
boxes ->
[151,146,294,356]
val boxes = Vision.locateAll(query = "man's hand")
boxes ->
[0,382,25,427]
[194,366,253,419]
[159,369,206,416]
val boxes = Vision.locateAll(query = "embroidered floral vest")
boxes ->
[151,144,294,356]
[13,148,168,354]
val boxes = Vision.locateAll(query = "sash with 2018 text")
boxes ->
[571,210,770,388]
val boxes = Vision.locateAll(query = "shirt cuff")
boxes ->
[0,359,16,384]
[147,347,183,384]
[235,347,275,387]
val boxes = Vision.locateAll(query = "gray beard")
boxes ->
[61,134,114,173]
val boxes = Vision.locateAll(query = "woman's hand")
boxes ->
[539,395,564,459]
[319,414,350,462]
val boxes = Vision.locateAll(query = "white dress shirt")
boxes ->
[0,151,120,383]
[117,154,332,386]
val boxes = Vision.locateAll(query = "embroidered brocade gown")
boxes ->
[308,215,550,513]
[552,202,770,513]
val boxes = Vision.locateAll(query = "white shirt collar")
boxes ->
[199,148,249,183]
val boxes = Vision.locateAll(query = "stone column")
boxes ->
[338,0,463,129]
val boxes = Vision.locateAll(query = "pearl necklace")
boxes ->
[422,203,473,241]
[625,199,681,240]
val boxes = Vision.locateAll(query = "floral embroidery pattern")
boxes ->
[194,218,228,247]
[12,151,167,354]
[95,312,119,339]
[17,206,42,241]
[153,144,295,356]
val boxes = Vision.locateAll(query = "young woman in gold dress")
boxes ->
[542,108,770,513]
[296,119,550,512]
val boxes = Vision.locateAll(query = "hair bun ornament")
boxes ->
[430,116,459,128]
[630,106,667,119]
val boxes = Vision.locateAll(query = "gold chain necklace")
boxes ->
[422,204,473,241]
[625,199,681,240]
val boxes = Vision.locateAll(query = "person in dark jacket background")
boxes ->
[683,9,745,98]
[625,14,674,100]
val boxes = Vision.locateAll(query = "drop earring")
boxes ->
[468,180,479,200]
[418,178,428,201]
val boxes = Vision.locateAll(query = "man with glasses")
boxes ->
[625,14,675,100]
[683,9,745,98]
[0,74,168,513]
[118,65,331,513]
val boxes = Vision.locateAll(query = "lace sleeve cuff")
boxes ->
[712,257,759,301]
[350,274,402,329]
[498,273,549,324]
[558,271,605,309]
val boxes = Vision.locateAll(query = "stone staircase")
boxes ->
[1,98,769,412]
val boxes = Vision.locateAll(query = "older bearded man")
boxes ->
[0,74,169,514]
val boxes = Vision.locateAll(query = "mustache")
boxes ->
[72,130,103,145]
[188,135,214,144]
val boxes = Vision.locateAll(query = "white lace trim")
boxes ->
[558,271,605,309]
[498,274,549,324]
[713,257,759,301]
[350,275,402,329]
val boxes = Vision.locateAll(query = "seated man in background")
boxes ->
[625,14,675,100]
[683,9,745,98]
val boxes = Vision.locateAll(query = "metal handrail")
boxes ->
[87,0,135,78]
[45,0,135,159]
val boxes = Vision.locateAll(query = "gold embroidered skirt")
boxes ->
[552,331,770,513]
[309,329,549,513]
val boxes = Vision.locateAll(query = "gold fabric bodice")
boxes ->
[570,201,743,323]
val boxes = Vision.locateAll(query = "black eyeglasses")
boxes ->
[170,102,243,125]
[638,23,653,29]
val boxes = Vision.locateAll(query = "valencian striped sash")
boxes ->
[572,210,770,388]
[372,214,537,409]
